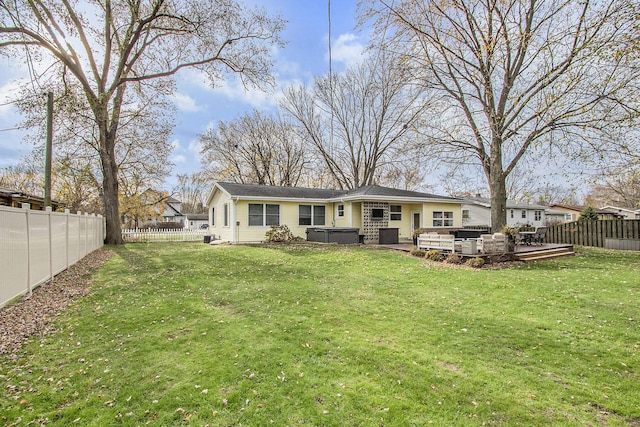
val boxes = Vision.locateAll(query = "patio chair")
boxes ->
[533,227,547,245]
[478,234,495,253]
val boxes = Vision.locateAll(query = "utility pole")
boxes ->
[44,91,53,207]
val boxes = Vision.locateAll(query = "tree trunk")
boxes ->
[99,133,123,245]
[489,173,508,233]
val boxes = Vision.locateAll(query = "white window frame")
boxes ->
[248,203,280,227]
[223,203,229,227]
[534,210,542,221]
[390,205,402,221]
[337,204,344,217]
[521,210,527,219]
[299,205,326,226]
[432,211,454,227]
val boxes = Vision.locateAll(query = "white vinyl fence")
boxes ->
[122,228,209,243]
[0,204,105,309]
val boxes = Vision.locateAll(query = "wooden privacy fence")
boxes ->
[122,228,209,243]
[0,204,105,309]
[545,220,640,248]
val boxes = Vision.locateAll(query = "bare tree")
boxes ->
[0,0,284,243]
[200,110,309,186]
[174,172,209,214]
[587,165,640,209]
[363,0,640,230]
[16,79,174,215]
[281,52,427,190]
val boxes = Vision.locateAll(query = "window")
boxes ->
[337,204,344,217]
[223,203,229,227]
[534,210,542,221]
[249,203,280,226]
[211,207,215,226]
[510,210,514,219]
[371,208,384,220]
[390,205,402,221]
[462,209,470,219]
[433,211,454,227]
[521,210,527,219]
[299,205,326,226]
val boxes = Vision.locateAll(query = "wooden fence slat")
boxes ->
[546,220,640,248]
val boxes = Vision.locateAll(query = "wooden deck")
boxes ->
[376,241,575,262]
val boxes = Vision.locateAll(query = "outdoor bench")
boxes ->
[417,233,460,253]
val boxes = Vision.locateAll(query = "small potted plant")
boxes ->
[501,225,518,252]
[412,228,428,245]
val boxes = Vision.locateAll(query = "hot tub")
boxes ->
[306,227,360,244]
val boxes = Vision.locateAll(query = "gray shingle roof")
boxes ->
[215,182,460,202]
[344,185,461,201]
[217,182,346,200]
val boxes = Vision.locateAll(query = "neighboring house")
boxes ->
[161,196,185,224]
[184,213,209,229]
[544,208,570,225]
[548,204,584,222]
[206,182,464,244]
[0,186,65,211]
[597,205,640,220]
[462,197,549,228]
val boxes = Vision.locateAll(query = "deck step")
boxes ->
[515,246,575,262]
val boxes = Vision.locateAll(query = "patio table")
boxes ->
[518,231,535,245]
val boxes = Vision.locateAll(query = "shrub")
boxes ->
[265,225,295,243]
[424,250,444,262]
[466,257,485,268]
[444,253,462,264]
[579,206,599,221]
[410,247,426,257]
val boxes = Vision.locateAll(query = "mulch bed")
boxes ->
[0,248,114,361]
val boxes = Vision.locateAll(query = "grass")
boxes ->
[1,243,639,426]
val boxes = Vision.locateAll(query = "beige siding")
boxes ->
[209,190,234,242]
[422,202,462,229]
[351,202,362,229]
[235,200,335,242]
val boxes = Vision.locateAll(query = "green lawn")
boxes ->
[1,243,639,426]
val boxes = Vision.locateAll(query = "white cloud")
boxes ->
[327,33,366,68]
[170,92,202,112]
[170,139,182,150]
[187,138,202,155]
[170,154,187,164]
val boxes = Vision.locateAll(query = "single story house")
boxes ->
[597,205,640,220]
[184,213,209,229]
[205,182,464,244]
[0,186,65,211]
[548,204,584,222]
[462,197,551,228]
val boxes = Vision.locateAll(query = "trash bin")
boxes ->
[203,235,212,244]
[379,228,399,244]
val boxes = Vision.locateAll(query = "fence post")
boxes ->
[22,203,32,296]
[65,209,70,269]
[47,206,53,284]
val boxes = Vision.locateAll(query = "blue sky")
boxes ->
[0,0,364,190]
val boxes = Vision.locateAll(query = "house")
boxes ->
[544,208,571,225]
[205,182,464,244]
[597,205,640,220]
[184,213,209,229]
[161,196,185,224]
[462,197,550,228]
[0,186,65,211]
[548,204,584,222]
